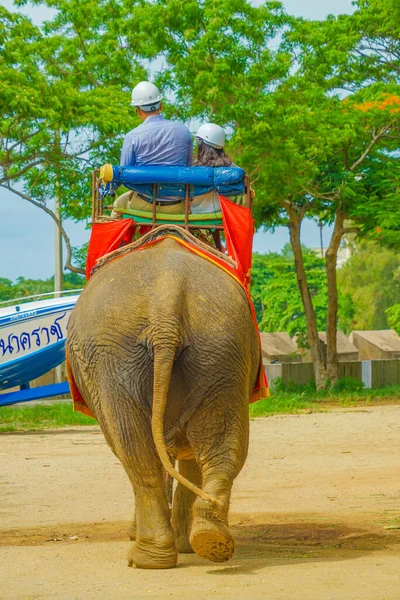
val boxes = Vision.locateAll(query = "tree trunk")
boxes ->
[288,214,327,389]
[325,210,345,385]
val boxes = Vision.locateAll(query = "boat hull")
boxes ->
[0,296,79,391]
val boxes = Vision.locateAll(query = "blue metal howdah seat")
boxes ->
[92,165,252,230]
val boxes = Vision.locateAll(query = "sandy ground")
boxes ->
[1,405,400,600]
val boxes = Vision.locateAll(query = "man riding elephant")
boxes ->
[111,81,193,218]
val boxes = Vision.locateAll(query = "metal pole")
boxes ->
[91,170,97,222]
[54,181,63,384]
[152,183,157,229]
[54,183,63,298]
[184,184,190,230]
[318,220,324,258]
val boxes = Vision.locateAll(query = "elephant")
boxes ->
[66,233,260,569]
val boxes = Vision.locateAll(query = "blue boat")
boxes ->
[0,291,81,406]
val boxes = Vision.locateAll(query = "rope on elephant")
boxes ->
[91,224,237,277]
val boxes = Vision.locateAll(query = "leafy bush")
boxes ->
[386,304,400,335]
[330,377,364,393]
[271,377,316,394]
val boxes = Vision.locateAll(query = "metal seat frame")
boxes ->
[91,169,252,230]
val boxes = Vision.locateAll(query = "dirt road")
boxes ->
[1,405,400,600]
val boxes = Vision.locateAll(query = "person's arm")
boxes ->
[120,134,136,167]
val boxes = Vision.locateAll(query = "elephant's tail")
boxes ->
[151,345,221,508]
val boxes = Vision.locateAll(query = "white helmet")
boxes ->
[131,81,162,112]
[196,123,226,149]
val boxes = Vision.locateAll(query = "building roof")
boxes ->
[318,331,358,355]
[349,330,400,352]
[259,332,299,360]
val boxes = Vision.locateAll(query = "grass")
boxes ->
[249,393,316,417]
[250,384,400,418]
[1,384,400,432]
[0,402,96,433]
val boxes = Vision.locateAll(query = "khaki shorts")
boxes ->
[111,191,185,217]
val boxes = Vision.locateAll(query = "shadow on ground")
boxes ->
[203,519,400,574]
[2,515,399,573]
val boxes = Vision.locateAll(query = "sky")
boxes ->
[0,0,355,282]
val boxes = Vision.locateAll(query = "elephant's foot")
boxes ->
[190,508,234,563]
[128,536,177,569]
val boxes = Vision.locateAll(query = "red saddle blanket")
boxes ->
[86,195,254,286]
[70,199,269,418]
[68,233,269,418]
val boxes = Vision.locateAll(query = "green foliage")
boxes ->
[386,304,400,335]
[0,273,84,302]
[271,376,364,396]
[71,243,89,271]
[251,243,363,340]
[338,242,400,330]
[251,244,328,341]
[330,376,364,393]
[249,384,400,418]
[250,251,277,323]
[1,0,399,366]
[139,0,400,236]
[271,376,316,394]
[0,0,147,271]
[249,392,315,417]
[281,0,400,240]
[337,290,356,335]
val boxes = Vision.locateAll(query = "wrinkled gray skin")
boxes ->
[67,239,259,569]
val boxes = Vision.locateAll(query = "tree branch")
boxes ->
[1,184,85,275]
[343,144,350,170]
[299,200,315,219]
[0,159,43,184]
[5,128,44,153]
[350,125,391,172]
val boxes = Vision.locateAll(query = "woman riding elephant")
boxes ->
[67,231,261,569]
[190,123,254,214]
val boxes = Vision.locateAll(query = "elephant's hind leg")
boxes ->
[129,463,172,543]
[186,394,249,563]
[190,476,235,563]
[172,459,202,553]
[96,390,177,569]
[129,481,176,569]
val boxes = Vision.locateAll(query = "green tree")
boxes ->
[252,244,354,340]
[0,278,14,302]
[386,304,400,335]
[0,273,84,302]
[146,0,400,387]
[3,0,399,389]
[338,242,400,330]
[256,247,328,345]
[0,2,146,274]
